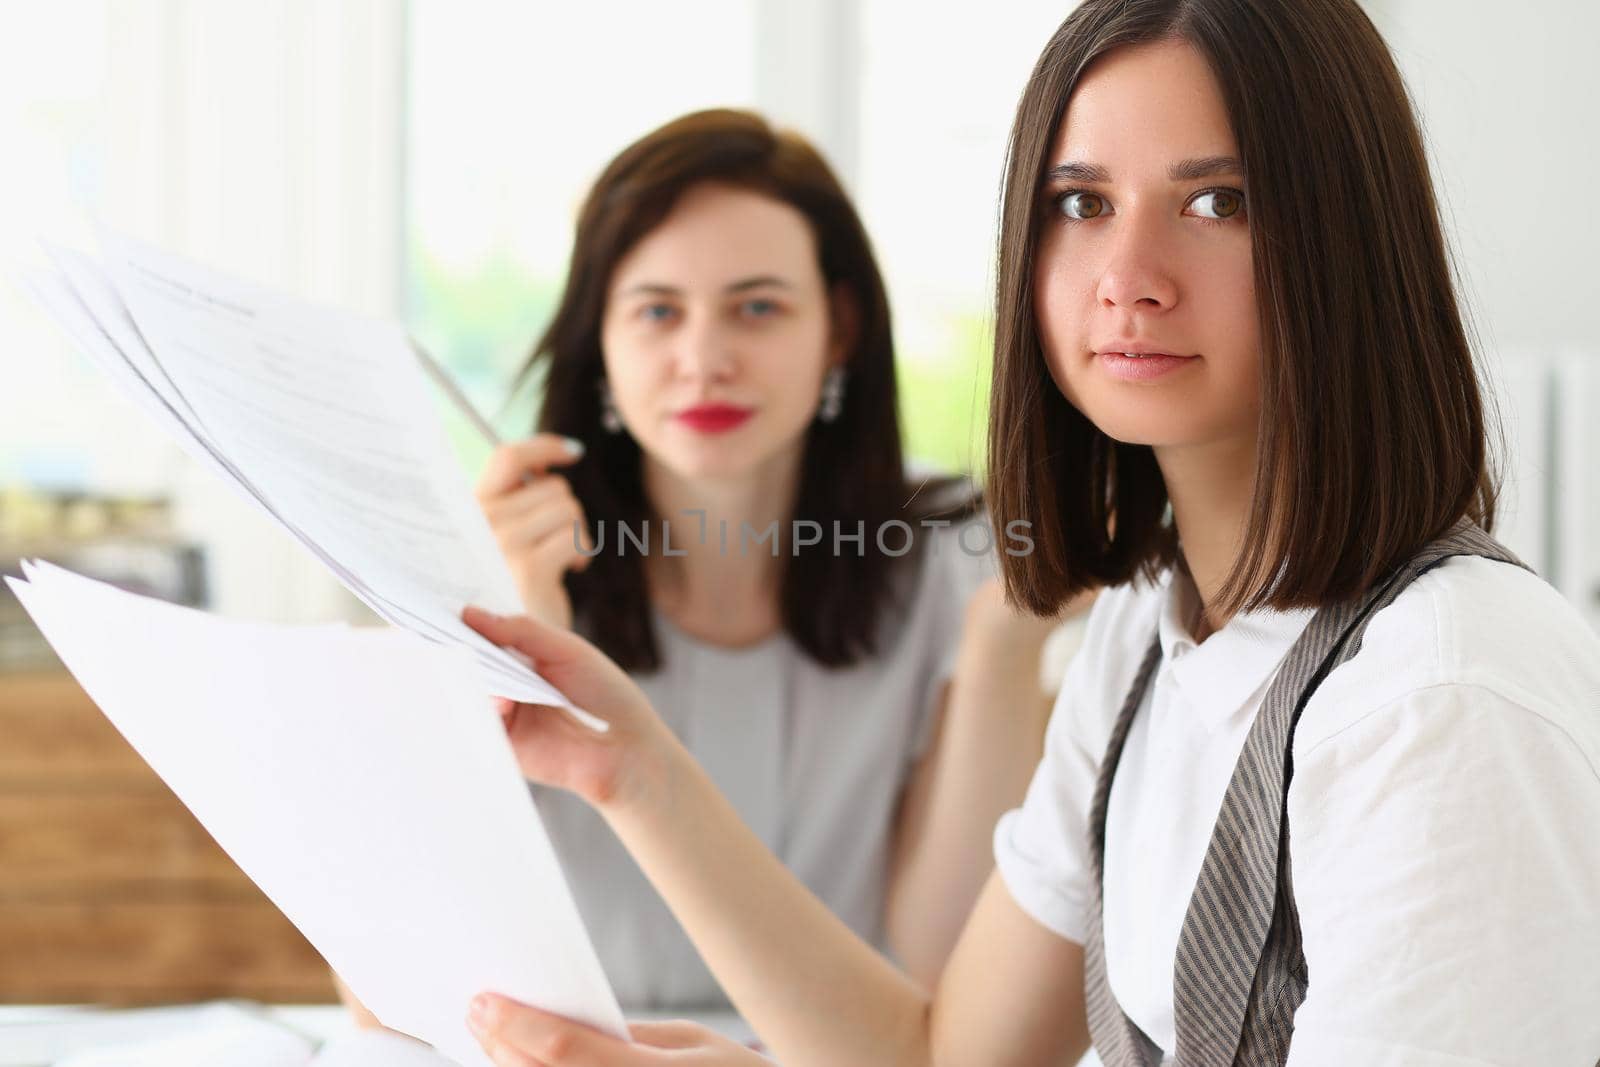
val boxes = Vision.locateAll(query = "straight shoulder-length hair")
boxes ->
[987,0,1499,617]
[522,109,975,671]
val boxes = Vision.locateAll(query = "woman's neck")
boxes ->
[640,448,801,646]
[1154,434,1258,643]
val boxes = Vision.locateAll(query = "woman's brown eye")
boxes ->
[1060,192,1105,219]
[1192,189,1246,220]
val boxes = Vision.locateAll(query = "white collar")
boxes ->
[1153,564,1316,730]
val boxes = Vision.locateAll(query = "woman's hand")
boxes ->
[475,435,595,630]
[466,606,945,1067]
[463,607,683,814]
[466,994,769,1067]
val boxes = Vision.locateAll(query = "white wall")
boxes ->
[99,0,406,623]
[1366,0,1599,362]
[1365,0,1600,604]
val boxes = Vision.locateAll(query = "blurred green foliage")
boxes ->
[406,241,556,475]
[896,313,993,478]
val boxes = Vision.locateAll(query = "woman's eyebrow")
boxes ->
[724,275,794,293]
[1044,155,1244,183]
[619,283,681,298]
[618,277,794,299]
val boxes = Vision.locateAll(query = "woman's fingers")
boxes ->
[482,471,595,586]
[465,606,672,805]
[480,1038,544,1067]
[469,996,767,1066]
[524,519,597,576]
[625,1019,719,1049]
[482,476,569,526]
[496,495,587,555]
[470,995,647,1066]
[462,606,638,717]
[475,436,586,500]
[463,608,589,673]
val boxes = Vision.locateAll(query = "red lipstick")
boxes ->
[677,404,754,433]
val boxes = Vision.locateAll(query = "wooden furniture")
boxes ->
[0,669,337,1004]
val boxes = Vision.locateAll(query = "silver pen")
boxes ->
[409,336,507,448]
[409,336,551,490]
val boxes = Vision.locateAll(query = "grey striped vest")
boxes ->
[1083,518,1530,1066]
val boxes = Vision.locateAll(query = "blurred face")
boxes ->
[1034,38,1260,451]
[600,181,845,483]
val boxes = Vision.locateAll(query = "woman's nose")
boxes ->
[1095,216,1180,311]
[672,315,737,381]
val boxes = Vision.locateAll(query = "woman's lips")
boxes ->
[1097,351,1197,382]
[676,405,754,433]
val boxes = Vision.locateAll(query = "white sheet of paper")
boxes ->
[16,264,231,482]
[18,259,536,703]
[8,563,626,1067]
[40,1004,461,1067]
[0,1004,280,1067]
[94,230,524,625]
[50,1004,314,1067]
[308,1031,465,1067]
[18,233,595,721]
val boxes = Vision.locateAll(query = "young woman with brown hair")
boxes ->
[458,2,1600,1063]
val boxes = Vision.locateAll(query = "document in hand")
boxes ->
[16,231,590,722]
[6,561,627,1067]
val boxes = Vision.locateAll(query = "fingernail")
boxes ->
[469,994,490,1024]
[562,436,586,458]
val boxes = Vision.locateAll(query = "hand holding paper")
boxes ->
[461,607,681,813]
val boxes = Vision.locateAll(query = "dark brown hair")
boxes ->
[986,0,1499,618]
[521,108,974,671]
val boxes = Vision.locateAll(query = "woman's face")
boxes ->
[1034,38,1260,452]
[600,181,844,484]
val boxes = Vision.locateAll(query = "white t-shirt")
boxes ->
[995,554,1600,1065]
[538,514,998,1010]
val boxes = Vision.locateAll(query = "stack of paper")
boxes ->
[6,562,626,1067]
[17,231,587,720]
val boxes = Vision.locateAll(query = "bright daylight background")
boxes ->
[1,0,1596,637]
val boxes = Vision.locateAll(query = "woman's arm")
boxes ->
[885,580,1092,986]
[468,874,1090,1067]
[603,727,934,1065]
[463,608,1091,1067]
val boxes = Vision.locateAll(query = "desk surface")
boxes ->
[0,1004,754,1066]
[0,670,332,1005]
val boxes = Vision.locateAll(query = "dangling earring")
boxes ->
[817,366,846,423]
[598,377,623,434]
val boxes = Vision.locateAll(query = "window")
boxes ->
[405,1,760,470]
[856,1,1083,475]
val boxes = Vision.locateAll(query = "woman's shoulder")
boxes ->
[1302,554,1600,762]
[891,469,990,595]
[1038,567,1171,752]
